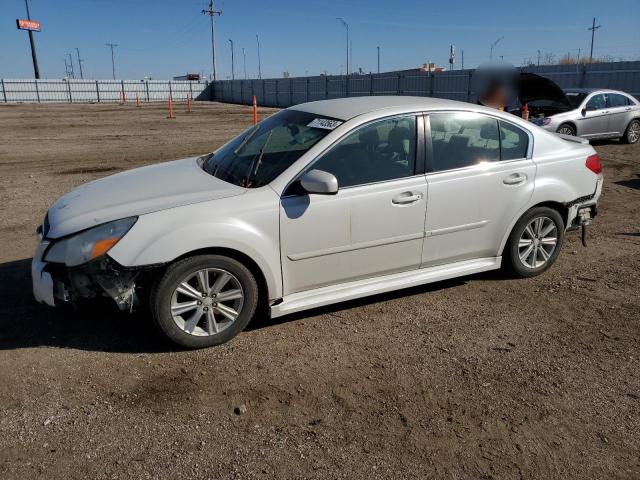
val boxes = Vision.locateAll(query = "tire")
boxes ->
[556,123,576,136]
[504,207,565,278]
[150,254,259,349]
[621,119,640,144]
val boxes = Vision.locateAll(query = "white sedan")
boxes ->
[32,97,603,348]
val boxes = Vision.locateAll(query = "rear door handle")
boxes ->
[392,192,422,205]
[503,173,527,185]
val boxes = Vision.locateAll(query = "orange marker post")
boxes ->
[522,102,530,121]
[252,95,258,125]
[167,95,175,119]
[135,92,141,108]
[118,91,124,106]
[187,94,193,113]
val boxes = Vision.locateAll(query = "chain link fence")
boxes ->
[0,79,210,103]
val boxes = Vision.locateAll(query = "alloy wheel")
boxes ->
[518,216,558,269]
[170,268,244,336]
[629,121,640,143]
[557,125,575,136]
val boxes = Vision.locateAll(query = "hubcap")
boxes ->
[170,268,244,337]
[629,122,640,143]
[518,216,558,269]
[558,126,574,136]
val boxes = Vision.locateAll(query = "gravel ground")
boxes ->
[0,102,638,480]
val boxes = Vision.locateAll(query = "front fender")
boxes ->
[108,191,282,299]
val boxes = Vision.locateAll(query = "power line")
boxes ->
[202,0,222,81]
[105,43,118,80]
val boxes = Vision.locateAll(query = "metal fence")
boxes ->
[206,61,640,107]
[0,79,210,103]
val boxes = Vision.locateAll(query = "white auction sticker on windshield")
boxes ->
[307,118,343,130]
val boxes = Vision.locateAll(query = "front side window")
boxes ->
[202,110,338,188]
[429,112,499,171]
[310,115,417,188]
[586,94,607,110]
[608,93,630,108]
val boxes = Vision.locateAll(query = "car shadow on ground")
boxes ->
[0,258,507,353]
[614,174,640,191]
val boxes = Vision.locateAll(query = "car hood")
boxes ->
[46,156,246,238]
[517,73,572,110]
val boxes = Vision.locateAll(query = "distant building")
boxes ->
[173,73,201,81]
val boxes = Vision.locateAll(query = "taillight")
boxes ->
[586,154,602,174]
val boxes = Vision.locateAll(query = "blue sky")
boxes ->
[2,0,639,80]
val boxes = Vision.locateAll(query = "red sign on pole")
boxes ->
[16,19,41,31]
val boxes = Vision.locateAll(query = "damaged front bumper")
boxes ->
[32,241,147,311]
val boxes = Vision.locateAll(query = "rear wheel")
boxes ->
[505,207,565,278]
[150,255,258,349]
[621,119,640,144]
[556,123,576,136]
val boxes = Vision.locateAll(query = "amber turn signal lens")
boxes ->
[90,237,120,259]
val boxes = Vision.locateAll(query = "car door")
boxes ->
[422,112,535,267]
[279,114,428,295]
[577,93,610,137]
[606,93,633,136]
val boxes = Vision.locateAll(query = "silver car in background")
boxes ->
[531,88,640,143]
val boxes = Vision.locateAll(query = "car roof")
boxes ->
[290,96,500,121]
[564,87,626,95]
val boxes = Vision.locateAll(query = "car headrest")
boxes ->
[479,123,505,141]
[359,127,379,148]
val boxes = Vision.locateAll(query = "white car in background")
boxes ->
[32,97,603,348]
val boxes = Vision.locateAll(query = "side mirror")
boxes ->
[300,169,338,195]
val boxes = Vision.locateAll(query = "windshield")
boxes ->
[202,110,341,188]
[564,91,589,109]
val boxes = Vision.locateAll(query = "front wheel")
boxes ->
[505,207,565,278]
[621,119,640,144]
[150,255,259,349]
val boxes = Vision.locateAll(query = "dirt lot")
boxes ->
[0,102,638,480]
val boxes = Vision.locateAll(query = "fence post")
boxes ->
[397,74,402,96]
[325,76,329,100]
[189,81,193,100]
[275,80,279,107]
[306,77,310,102]
[289,78,294,106]
[95,80,100,102]
[35,79,41,103]
[66,80,72,103]
[467,70,473,102]
[1,79,6,103]
[429,71,434,97]
[145,81,150,102]
[369,73,374,96]
[121,80,125,103]
[345,74,349,98]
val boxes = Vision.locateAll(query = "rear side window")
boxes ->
[608,93,630,108]
[499,121,529,160]
[429,112,499,171]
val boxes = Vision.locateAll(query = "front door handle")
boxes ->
[392,192,423,205]
[503,173,527,185]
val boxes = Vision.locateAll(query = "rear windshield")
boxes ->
[202,110,341,188]
[564,91,588,109]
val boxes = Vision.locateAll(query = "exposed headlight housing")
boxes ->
[44,217,137,266]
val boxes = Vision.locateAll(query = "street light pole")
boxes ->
[242,47,247,79]
[23,0,40,79]
[336,18,349,75]
[256,34,262,79]
[490,36,504,61]
[377,46,380,73]
[229,39,235,80]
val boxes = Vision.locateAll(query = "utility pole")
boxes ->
[490,36,504,61]
[537,49,541,66]
[336,18,349,75]
[588,17,601,62]
[256,34,262,79]
[242,47,247,79]
[377,46,380,73]
[202,0,222,81]
[228,39,235,80]
[23,0,40,79]
[105,43,118,80]
[461,50,464,69]
[75,48,84,79]
[67,53,75,79]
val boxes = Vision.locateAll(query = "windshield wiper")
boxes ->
[233,125,260,155]
[243,130,273,187]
